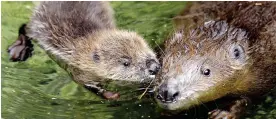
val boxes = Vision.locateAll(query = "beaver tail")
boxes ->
[27,1,115,58]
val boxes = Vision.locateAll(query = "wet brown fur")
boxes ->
[170,1,276,96]
[12,1,159,99]
[157,1,276,118]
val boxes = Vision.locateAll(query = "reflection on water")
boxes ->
[2,61,159,119]
[2,1,276,119]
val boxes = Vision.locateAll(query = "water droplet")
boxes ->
[139,104,142,107]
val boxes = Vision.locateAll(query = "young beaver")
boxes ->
[8,1,160,99]
[155,2,276,118]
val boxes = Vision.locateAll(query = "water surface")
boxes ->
[2,1,276,119]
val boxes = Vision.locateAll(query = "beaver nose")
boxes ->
[156,84,179,103]
[146,59,160,75]
[157,90,179,103]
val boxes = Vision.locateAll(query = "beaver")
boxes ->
[155,1,276,118]
[7,1,160,99]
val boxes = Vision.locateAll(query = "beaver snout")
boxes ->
[146,59,160,75]
[156,83,179,103]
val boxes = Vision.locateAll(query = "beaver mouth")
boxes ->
[155,98,184,111]
[149,75,156,79]
[155,96,196,111]
[155,88,203,110]
[138,74,156,83]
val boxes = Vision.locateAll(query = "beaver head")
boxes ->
[71,30,160,83]
[155,21,253,110]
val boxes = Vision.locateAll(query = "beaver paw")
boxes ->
[103,91,120,100]
[208,109,237,119]
[7,34,33,62]
[84,84,120,100]
[209,97,250,119]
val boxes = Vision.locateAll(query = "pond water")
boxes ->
[1,1,276,119]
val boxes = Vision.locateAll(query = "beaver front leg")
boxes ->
[208,97,251,119]
[7,24,33,62]
[84,84,120,100]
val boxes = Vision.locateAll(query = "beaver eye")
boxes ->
[120,56,131,67]
[123,62,130,67]
[201,68,211,76]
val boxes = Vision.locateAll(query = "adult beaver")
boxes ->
[7,1,160,99]
[155,1,276,118]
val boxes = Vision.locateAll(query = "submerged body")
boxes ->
[156,1,276,118]
[8,1,160,99]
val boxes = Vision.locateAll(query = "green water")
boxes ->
[2,1,276,119]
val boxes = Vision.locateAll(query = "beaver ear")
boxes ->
[230,44,245,60]
[228,44,247,68]
[92,49,100,63]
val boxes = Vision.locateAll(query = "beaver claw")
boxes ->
[8,34,33,62]
[208,109,237,119]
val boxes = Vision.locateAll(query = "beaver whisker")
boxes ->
[138,75,156,99]
[154,40,165,56]
[191,96,210,111]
